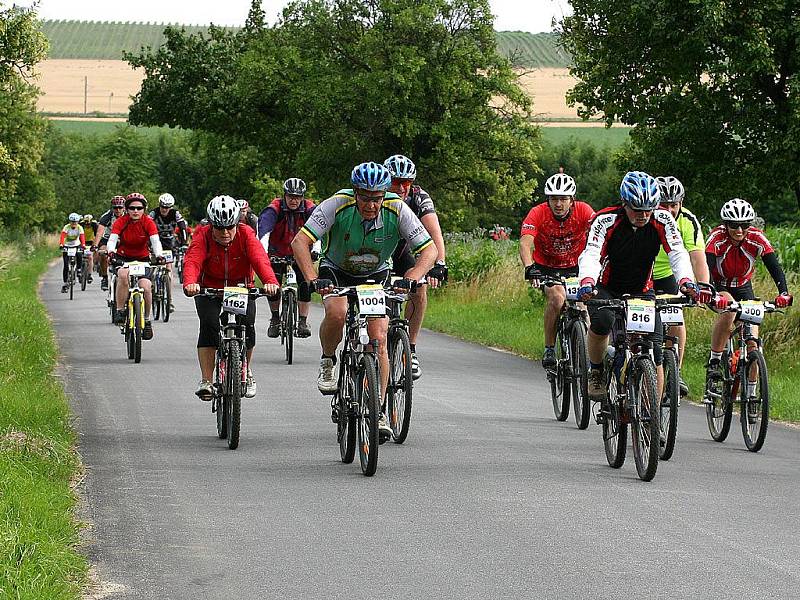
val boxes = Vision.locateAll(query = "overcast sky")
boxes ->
[25,0,572,33]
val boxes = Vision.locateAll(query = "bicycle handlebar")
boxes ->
[193,287,275,298]
[326,282,415,303]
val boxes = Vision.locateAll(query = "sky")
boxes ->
[24,0,573,34]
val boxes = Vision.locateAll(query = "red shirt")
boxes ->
[183,224,279,289]
[706,225,774,287]
[520,201,594,269]
[111,214,159,260]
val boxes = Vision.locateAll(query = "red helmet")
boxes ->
[125,192,147,209]
[111,195,126,208]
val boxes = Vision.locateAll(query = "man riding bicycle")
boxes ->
[80,214,98,282]
[705,198,792,384]
[149,193,188,278]
[291,162,437,441]
[58,212,86,293]
[258,177,317,339]
[577,171,705,401]
[519,172,594,369]
[106,193,164,340]
[383,154,447,380]
[238,199,259,233]
[183,196,279,400]
[96,195,126,290]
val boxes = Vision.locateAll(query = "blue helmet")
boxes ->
[351,162,392,192]
[620,171,660,210]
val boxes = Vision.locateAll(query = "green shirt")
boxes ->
[301,189,433,276]
[653,207,704,280]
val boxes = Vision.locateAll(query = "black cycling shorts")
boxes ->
[533,263,579,280]
[653,275,678,295]
[391,245,416,276]
[272,259,311,303]
[195,294,257,349]
[318,265,390,288]
[715,280,756,302]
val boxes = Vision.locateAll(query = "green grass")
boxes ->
[0,240,87,598]
[48,119,173,137]
[539,126,632,147]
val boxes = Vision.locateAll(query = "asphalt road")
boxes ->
[43,264,800,599]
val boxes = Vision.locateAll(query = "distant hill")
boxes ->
[39,20,571,68]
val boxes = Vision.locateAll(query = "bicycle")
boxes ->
[174,244,188,284]
[80,247,92,291]
[151,250,173,323]
[196,286,271,450]
[703,297,788,452]
[386,280,415,443]
[112,258,158,364]
[62,247,81,300]
[270,256,299,365]
[538,275,591,429]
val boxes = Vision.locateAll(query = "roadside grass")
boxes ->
[426,254,800,423]
[539,126,632,148]
[0,237,87,598]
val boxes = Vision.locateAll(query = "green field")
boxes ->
[539,126,632,147]
[48,119,177,137]
[40,20,570,68]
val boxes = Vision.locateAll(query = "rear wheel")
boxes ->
[603,368,627,468]
[569,322,590,430]
[706,350,733,442]
[132,293,142,364]
[659,347,679,460]
[80,262,88,291]
[740,350,769,452]
[226,343,242,450]
[630,357,660,481]
[356,354,380,476]
[388,327,413,443]
[162,272,172,323]
[549,327,570,421]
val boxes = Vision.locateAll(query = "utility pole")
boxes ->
[84,76,88,114]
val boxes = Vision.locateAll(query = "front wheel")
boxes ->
[740,350,769,452]
[630,357,660,482]
[659,348,679,460]
[387,327,413,444]
[283,290,295,365]
[80,263,88,291]
[336,357,356,463]
[569,322,590,430]
[603,366,627,468]
[705,350,733,442]
[132,293,142,364]
[215,351,227,439]
[226,343,242,450]
[356,354,380,476]
[162,272,172,323]
[549,327,570,421]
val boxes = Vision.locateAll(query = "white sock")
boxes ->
[710,351,722,362]
[747,382,756,397]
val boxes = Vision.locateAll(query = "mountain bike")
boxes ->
[151,250,173,323]
[539,276,590,429]
[197,286,270,450]
[175,244,188,284]
[62,247,81,300]
[80,247,92,291]
[112,260,157,364]
[385,280,415,443]
[270,256,298,365]
[703,298,788,452]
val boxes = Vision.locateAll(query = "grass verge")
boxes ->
[0,238,87,598]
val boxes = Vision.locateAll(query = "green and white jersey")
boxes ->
[61,223,85,248]
[301,189,433,276]
[653,207,704,280]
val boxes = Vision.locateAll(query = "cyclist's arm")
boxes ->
[519,234,535,267]
[79,233,86,247]
[258,207,278,253]
[408,243,437,282]
[106,234,119,253]
[689,249,710,284]
[182,227,208,287]
[763,252,789,295]
[705,251,716,280]
[419,213,446,263]
[58,229,67,246]
[291,230,318,283]
[656,210,693,283]
[398,203,435,280]
[96,223,106,242]
[578,213,614,284]
[242,226,279,286]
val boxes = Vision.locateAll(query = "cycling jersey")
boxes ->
[404,186,436,218]
[148,208,187,245]
[300,189,433,277]
[59,224,85,248]
[579,206,692,294]
[97,209,121,245]
[107,214,161,261]
[81,221,98,243]
[183,223,279,289]
[653,207,704,280]
[520,201,594,269]
[705,226,785,292]
[258,197,316,257]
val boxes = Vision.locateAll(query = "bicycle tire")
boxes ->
[336,355,356,463]
[549,327,570,421]
[706,350,733,442]
[603,367,627,468]
[740,350,769,452]
[357,353,380,476]
[226,342,242,450]
[153,276,161,321]
[80,263,88,291]
[285,290,295,365]
[69,263,74,300]
[162,272,172,323]
[569,322,590,430]
[132,293,142,364]
[659,347,679,460]
[387,327,413,444]
[630,357,660,481]
[215,352,227,439]
[125,317,134,360]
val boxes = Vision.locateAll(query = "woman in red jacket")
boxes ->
[183,195,279,400]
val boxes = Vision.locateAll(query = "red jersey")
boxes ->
[110,214,159,260]
[183,223,278,289]
[706,225,774,287]
[520,201,594,269]
[257,198,316,258]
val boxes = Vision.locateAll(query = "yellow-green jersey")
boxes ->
[653,207,704,280]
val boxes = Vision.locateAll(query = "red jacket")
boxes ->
[183,224,278,289]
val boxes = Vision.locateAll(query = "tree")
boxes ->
[560,1,800,223]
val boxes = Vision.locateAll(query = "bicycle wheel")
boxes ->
[659,347,679,461]
[162,272,172,323]
[569,322,590,430]
[388,327,413,443]
[549,327,570,421]
[740,350,769,452]
[80,263,88,291]
[125,319,134,360]
[284,290,295,365]
[356,354,380,476]
[225,342,242,450]
[153,276,161,321]
[603,368,627,468]
[69,263,75,300]
[336,356,356,463]
[629,357,660,481]
[132,293,142,364]
[705,350,733,442]
[215,352,227,439]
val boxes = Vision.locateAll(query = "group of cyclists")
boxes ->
[59,156,792,449]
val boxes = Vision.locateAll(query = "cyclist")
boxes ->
[149,193,188,268]
[96,195,126,290]
[238,199,259,233]
[577,171,705,402]
[106,193,163,340]
[705,198,793,383]
[58,213,86,293]
[291,162,437,442]
[258,177,316,339]
[80,214,98,283]
[384,154,447,380]
[183,196,280,400]
[519,172,594,369]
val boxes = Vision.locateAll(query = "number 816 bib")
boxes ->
[626,299,656,333]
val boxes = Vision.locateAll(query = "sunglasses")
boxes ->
[213,224,237,231]
[631,208,653,214]
[127,206,145,211]
[725,221,751,230]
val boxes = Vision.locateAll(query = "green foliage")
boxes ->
[444,228,517,281]
[765,226,800,273]
[496,31,571,67]
[560,1,800,224]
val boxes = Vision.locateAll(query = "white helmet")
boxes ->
[158,193,175,208]
[207,195,240,227]
[68,212,81,222]
[544,173,577,197]
[655,176,685,204]
[720,198,755,222]
[383,155,417,180]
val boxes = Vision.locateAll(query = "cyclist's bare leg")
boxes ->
[99,252,108,277]
[320,296,347,356]
[298,301,310,318]
[405,284,427,346]
[667,324,686,367]
[543,285,566,346]
[657,364,664,399]
[115,268,130,308]
[711,292,736,352]
[587,329,609,365]
[268,298,280,314]
[198,347,215,381]
[366,316,389,401]
[139,278,153,318]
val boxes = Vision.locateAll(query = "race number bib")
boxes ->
[285,267,297,286]
[626,299,656,333]
[162,250,174,264]
[659,305,684,325]
[128,262,147,276]
[83,248,93,256]
[564,277,581,301]
[223,286,249,315]
[356,284,386,316]
[739,301,764,325]
[66,247,77,257]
